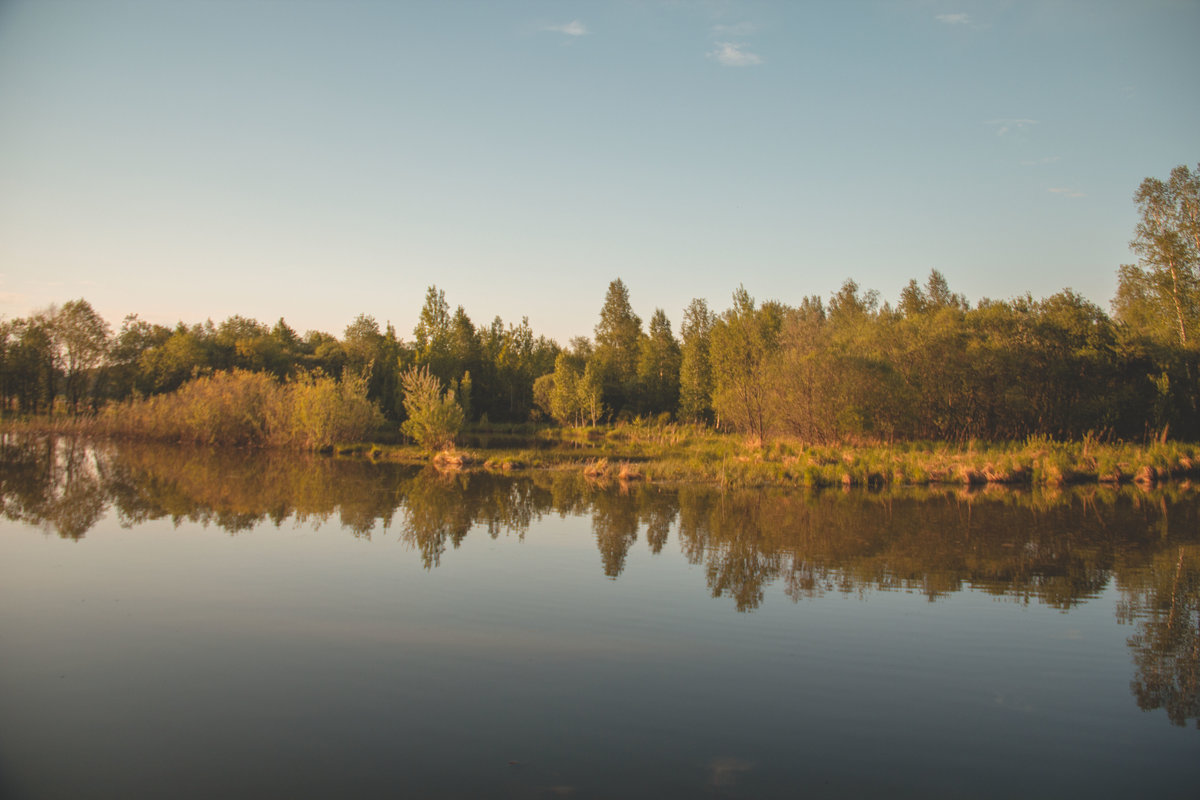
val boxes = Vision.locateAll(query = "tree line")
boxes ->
[2,164,1198,442]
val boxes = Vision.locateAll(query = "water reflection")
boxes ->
[3,434,1199,727]
[1118,545,1200,728]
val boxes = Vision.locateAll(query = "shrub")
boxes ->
[399,365,464,452]
[284,371,385,450]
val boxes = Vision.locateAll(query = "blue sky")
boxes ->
[1,0,1196,343]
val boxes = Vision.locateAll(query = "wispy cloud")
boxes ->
[708,42,762,67]
[713,22,757,37]
[1021,156,1061,166]
[1049,187,1086,198]
[936,13,971,25]
[543,20,587,37]
[987,118,1038,137]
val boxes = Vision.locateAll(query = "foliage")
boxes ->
[282,370,386,450]
[593,278,643,414]
[678,298,715,423]
[709,287,784,443]
[1120,163,1200,346]
[637,308,681,417]
[399,365,464,452]
[53,299,112,413]
[88,369,384,449]
[98,369,282,446]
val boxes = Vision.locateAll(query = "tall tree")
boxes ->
[709,287,784,442]
[3,314,57,413]
[678,298,715,423]
[343,314,402,417]
[1120,164,1200,345]
[413,286,458,381]
[109,314,171,398]
[593,278,643,415]
[637,308,681,417]
[52,299,111,413]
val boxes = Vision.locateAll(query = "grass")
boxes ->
[354,422,1200,491]
[6,410,1198,490]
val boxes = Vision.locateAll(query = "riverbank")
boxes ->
[348,424,1198,490]
[4,415,1197,490]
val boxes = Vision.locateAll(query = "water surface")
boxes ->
[1,436,1197,798]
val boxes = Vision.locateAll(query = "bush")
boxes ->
[96,369,385,450]
[283,371,385,450]
[399,365,464,452]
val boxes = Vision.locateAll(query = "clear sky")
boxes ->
[1,0,1196,344]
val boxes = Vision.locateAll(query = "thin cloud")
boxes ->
[936,13,971,25]
[987,118,1038,137]
[1021,156,1061,166]
[543,20,587,36]
[712,22,757,37]
[708,42,762,67]
[1049,187,1086,198]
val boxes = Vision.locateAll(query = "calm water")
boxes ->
[1,435,1197,799]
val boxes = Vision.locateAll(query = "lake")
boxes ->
[1,435,1197,798]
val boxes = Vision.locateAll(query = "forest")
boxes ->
[1,164,1198,444]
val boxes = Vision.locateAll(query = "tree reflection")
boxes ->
[1118,545,1200,727]
[399,469,475,568]
[591,488,639,578]
[0,435,105,539]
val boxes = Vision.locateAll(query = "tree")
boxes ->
[900,270,967,318]
[343,314,402,417]
[636,308,681,418]
[771,298,839,442]
[399,365,464,452]
[1120,164,1200,346]
[109,314,172,398]
[532,372,556,421]
[709,287,784,442]
[3,314,57,413]
[678,298,715,423]
[413,286,459,381]
[548,353,582,427]
[52,300,111,413]
[138,324,211,394]
[577,360,605,427]
[593,278,643,415]
[481,316,557,422]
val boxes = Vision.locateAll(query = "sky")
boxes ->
[0,0,1197,344]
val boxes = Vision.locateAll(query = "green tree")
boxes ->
[678,298,715,423]
[108,314,172,398]
[413,286,459,382]
[480,316,557,422]
[52,299,111,413]
[637,308,681,418]
[548,353,582,427]
[1119,164,1200,346]
[532,372,556,421]
[593,278,643,415]
[709,287,784,442]
[3,314,57,413]
[343,314,402,417]
[137,324,212,394]
[577,359,605,427]
[770,298,839,442]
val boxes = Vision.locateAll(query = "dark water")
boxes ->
[1,435,1197,798]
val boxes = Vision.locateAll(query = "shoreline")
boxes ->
[8,418,1192,491]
